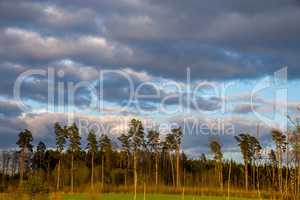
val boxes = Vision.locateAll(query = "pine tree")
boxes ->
[164,133,176,187]
[147,130,160,185]
[68,123,81,193]
[209,139,223,190]
[99,134,112,188]
[271,130,286,193]
[128,119,145,200]
[118,133,131,186]
[172,127,183,188]
[86,130,98,190]
[235,133,261,191]
[16,129,33,188]
[54,122,67,191]
[34,141,46,171]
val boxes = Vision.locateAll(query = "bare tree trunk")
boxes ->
[169,152,175,187]
[57,158,61,191]
[19,149,25,188]
[155,152,159,185]
[125,153,129,187]
[252,162,255,190]
[71,153,74,193]
[278,150,283,194]
[176,147,180,188]
[11,152,17,177]
[2,151,6,186]
[227,161,232,200]
[134,151,138,200]
[297,161,300,195]
[143,181,146,200]
[47,159,50,183]
[272,162,275,186]
[91,152,94,191]
[256,163,261,199]
[245,159,248,191]
[101,153,104,189]
[285,147,289,193]
[219,162,223,191]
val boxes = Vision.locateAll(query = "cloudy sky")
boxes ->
[1,0,300,159]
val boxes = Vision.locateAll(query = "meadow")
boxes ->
[63,193,253,200]
[0,193,256,200]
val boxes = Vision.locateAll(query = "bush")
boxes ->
[25,175,48,193]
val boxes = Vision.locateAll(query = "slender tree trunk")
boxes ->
[169,152,175,187]
[253,164,255,190]
[227,161,232,200]
[296,137,300,196]
[245,158,248,191]
[257,163,261,199]
[2,153,5,187]
[57,158,61,191]
[219,162,223,191]
[134,151,138,200]
[272,161,275,186]
[101,153,104,189]
[19,149,25,188]
[143,181,146,200]
[285,147,289,193]
[91,152,94,191]
[176,147,180,188]
[47,159,50,183]
[298,163,300,195]
[125,153,129,187]
[214,162,218,187]
[155,152,159,185]
[278,149,283,194]
[71,153,74,193]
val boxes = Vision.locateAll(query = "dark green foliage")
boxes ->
[210,139,223,161]
[54,122,67,153]
[235,134,261,164]
[87,130,98,154]
[16,129,33,152]
[128,119,145,151]
[68,123,81,153]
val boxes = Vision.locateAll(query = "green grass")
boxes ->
[64,193,254,200]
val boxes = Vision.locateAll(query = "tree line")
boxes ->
[0,118,300,199]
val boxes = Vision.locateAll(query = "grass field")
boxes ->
[63,193,254,200]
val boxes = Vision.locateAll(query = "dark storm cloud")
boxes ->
[0,0,300,80]
[0,0,299,151]
[0,62,25,97]
[0,117,27,148]
[0,1,100,36]
[233,104,260,114]
[0,101,23,117]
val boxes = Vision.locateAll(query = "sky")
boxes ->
[0,0,300,160]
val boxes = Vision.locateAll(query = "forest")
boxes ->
[0,118,300,200]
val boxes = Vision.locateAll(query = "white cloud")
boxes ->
[0,27,134,63]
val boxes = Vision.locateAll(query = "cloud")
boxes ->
[232,103,259,114]
[0,110,274,155]
[0,117,27,148]
[0,1,100,35]
[0,27,135,66]
[0,100,23,117]
[0,0,300,80]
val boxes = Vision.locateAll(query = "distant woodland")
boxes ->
[0,118,299,199]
